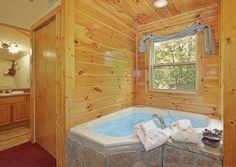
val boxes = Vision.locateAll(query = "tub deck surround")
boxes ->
[162,144,222,167]
[67,106,222,167]
[70,106,222,147]
[66,132,163,167]
[66,131,222,167]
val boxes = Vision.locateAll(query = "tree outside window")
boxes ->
[151,35,197,92]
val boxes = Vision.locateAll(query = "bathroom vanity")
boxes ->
[0,23,31,151]
[0,92,30,126]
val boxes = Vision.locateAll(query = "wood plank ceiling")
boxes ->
[95,0,220,30]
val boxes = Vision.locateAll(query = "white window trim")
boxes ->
[150,35,198,93]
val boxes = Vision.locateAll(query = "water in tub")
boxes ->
[92,112,207,137]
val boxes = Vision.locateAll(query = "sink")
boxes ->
[10,91,25,94]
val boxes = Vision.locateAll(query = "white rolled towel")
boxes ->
[172,119,192,130]
[171,119,199,144]
[134,120,171,151]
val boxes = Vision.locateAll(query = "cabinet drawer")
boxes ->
[0,105,11,126]
[0,96,25,105]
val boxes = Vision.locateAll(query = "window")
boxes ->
[150,35,197,92]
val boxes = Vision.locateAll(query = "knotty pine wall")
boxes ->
[71,0,136,126]
[67,1,221,127]
[222,0,236,166]
[136,5,221,117]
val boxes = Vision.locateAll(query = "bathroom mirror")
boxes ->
[0,24,30,90]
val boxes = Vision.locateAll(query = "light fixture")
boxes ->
[154,0,168,8]
[0,40,20,54]
[8,44,19,54]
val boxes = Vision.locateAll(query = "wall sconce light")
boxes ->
[0,40,19,54]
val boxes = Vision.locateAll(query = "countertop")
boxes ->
[0,92,30,98]
[0,89,30,98]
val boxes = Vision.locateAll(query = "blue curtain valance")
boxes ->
[139,23,216,54]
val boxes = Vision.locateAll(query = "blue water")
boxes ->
[92,113,207,137]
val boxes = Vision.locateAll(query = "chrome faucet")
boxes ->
[152,114,166,129]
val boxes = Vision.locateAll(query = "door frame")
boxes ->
[30,6,65,166]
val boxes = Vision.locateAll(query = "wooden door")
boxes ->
[35,18,57,158]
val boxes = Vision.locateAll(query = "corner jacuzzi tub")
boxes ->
[67,106,223,167]
[70,106,221,147]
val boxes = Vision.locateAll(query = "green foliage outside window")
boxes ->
[151,35,197,92]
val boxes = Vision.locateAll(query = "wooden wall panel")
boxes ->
[77,0,219,29]
[222,0,236,166]
[136,5,221,117]
[71,0,136,126]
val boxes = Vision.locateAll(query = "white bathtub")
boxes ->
[70,106,222,147]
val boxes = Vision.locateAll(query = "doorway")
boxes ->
[34,18,57,158]
[0,24,31,151]
[31,8,61,159]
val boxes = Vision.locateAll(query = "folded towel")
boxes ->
[134,120,170,151]
[171,119,199,144]
[141,120,159,138]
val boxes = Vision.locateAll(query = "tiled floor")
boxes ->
[0,142,56,167]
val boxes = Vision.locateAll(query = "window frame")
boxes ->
[149,35,199,93]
